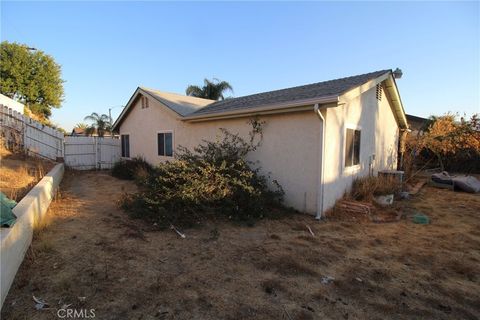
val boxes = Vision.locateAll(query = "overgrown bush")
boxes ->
[350,175,400,202]
[406,113,480,173]
[121,120,285,229]
[111,157,153,180]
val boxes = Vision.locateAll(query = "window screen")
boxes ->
[121,134,130,158]
[345,129,360,167]
[158,132,173,156]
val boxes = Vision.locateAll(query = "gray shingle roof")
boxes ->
[141,87,214,116]
[190,70,390,116]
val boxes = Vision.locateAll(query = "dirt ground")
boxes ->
[0,148,55,201]
[1,171,479,320]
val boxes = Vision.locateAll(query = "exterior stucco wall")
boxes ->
[118,96,188,164]
[183,113,321,214]
[322,86,399,211]
[375,88,400,171]
[119,95,321,214]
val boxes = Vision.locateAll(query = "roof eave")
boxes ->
[182,95,339,122]
[112,87,141,132]
[384,75,409,129]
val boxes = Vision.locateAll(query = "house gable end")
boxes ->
[112,87,184,132]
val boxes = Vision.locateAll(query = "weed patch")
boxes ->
[111,157,153,180]
[350,175,401,202]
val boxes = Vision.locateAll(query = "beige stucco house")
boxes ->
[112,70,408,218]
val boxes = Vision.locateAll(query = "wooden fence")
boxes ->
[0,105,63,160]
[64,136,121,170]
[1,105,121,169]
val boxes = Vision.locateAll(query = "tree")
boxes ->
[74,123,93,136]
[0,41,64,120]
[74,123,88,129]
[186,78,233,100]
[84,113,112,137]
[411,113,480,171]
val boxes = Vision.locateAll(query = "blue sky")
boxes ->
[1,1,479,131]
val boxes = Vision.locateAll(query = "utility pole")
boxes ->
[108,105,124,125]
[108,105,124,137]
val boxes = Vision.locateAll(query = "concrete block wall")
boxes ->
[0,163,64,309]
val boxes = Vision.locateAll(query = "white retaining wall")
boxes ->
[0,163,64,309]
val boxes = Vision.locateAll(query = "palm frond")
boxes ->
[186,85,205,98]
[186,78,234,101]
[84,112,100,122]
[75,123,88,129]
[216,81,233,100]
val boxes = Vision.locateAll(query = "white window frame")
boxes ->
[157,130,174,158]
[343,124,362,174]
[120,133,131,159]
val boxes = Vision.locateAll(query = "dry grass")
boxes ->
[1,171,479,320]
[350,175,401,202]
[0,139,12,158]
[0,150,53,201]
[0,166,34,198]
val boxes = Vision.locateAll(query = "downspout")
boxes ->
[314,103,325,220]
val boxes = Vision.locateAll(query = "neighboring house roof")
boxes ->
[190,70,390,117]
[71,127,86,135]
[406,114,429,132]
[140,87,215,116]
[113,69,408,131]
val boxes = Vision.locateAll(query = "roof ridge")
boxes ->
[140,87,216,102]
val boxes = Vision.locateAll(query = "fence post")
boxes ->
[94,137,98,170]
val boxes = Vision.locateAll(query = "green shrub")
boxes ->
[121,120,285,229]
[111,157,153,180]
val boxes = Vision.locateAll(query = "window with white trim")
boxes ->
[121,134,130,158]
[345,128,361,167]
[158,132,173,157]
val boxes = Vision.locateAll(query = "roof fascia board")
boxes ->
[338,72,390,104]
[184,106,312,123]
[183,95,339,122]
[383,75,408,129]
[112,87,141,131]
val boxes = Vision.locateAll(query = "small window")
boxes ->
[158,132,173,157]
[345,128,361,167]
[121,134,130,158]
